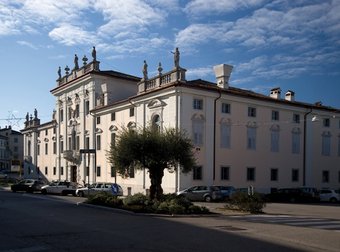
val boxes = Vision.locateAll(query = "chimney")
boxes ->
[285,90,295,101]
[213,64,233,89]
[270,87,281,99]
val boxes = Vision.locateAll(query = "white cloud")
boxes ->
[49,24,98,46]
[186,66,213,79]
[184,0,267,16]
[17,40,38,50]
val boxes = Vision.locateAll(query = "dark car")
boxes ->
[11,179,45,193]
[177,185,223,202]
[215,186,236,200]
[269,188,318,203]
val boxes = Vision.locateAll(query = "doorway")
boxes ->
[70,165,77,183]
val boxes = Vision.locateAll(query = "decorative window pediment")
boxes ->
[292,127,301,134]
[247,121,257,128]
[322,131,332,137]
[44,138,49,142]
[220,118,231,125]
[191,113,205,121]
[96,128,103,134]
[109,125,118,132]
[270,124,280,132]
[127,121,136,129]
[147,99,166,109]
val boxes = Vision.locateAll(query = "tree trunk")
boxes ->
[149,168,164,200]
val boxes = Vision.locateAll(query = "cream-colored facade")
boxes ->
[21,50,340,194]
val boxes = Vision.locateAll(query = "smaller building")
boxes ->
[0,126,23,172]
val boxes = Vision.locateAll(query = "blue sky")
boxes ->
[0,0,339,130]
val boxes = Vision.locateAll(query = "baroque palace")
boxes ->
[21,48,340,195]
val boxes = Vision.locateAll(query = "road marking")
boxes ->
[231,215,340,231]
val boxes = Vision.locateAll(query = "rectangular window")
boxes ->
[292,132,300,154]
[53,167,56,175]
[193,166,202,180]
[14,138,18,143]
[45,143,48,155]
[292,169,299,182]
[129,108,135,117]
[96,135,101,150]
[53,127,56,134]
[76,136,80,151]
[193,99,203,110]
[86,166,89,176]
[45,129,48,136]
[293,114,300,124]
[128,167,135,178]
[60,140,64,153]
[85,100,90,115]
[248,107,256,117]
[45,166,48,175]
[96,116,101,125]
[61,166,64,175]
[322,170,329,183]
[220,123,231,148]
[85,137,90,149]
[270,131,279,152]
[221,166,230,180]
[60,109,64,122]
[111,166,116,178]
[221,103,230,114]
[321,135,331,156]
[247,127,256,150]
[270,168,278,181]
[111,112,116,121]
[68,137,72,151]
[111,133,116,146]
[247,167,255,181]
[193,120,204,146]
[68,107,72,120]
[323,118,330,127]
[75,104,80,118]
[96,166,101,177]
[272,110,279,121]
[53,142,57,154]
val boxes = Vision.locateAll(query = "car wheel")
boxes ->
[79,191,85,197]
[41,189,47,195]
[205,195,212,202]
[290,197,296,203]
[330,197,337,203]
[61,191,67,196]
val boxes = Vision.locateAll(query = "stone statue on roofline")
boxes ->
[92,46,97,62]
[74,54,79,70]
[171,47,180,69]
[142,60,148,80]
[34,109,38,119]
[57,66,61,79]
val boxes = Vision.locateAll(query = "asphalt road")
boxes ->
[0,191,305,252]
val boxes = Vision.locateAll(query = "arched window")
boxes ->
[152,114,161,132]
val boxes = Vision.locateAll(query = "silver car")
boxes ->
[177,185,223,202]
[76,182,123,197]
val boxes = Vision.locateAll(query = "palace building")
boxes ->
[21,48,340,194]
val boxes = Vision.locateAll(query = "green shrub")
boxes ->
[86,192,123,208]
[228,191,266,214]
[86,192,211,215]
[123,193,149,206]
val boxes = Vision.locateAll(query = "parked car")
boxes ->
[11,179,45,193]
[215,186,235,200]
[319,189,340,203]
[0,171,8,179]
[268,188,318,203]
[299,187,320,202]
[76,182,123,197]
[177,185,223,202]
[41,181,78,196]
